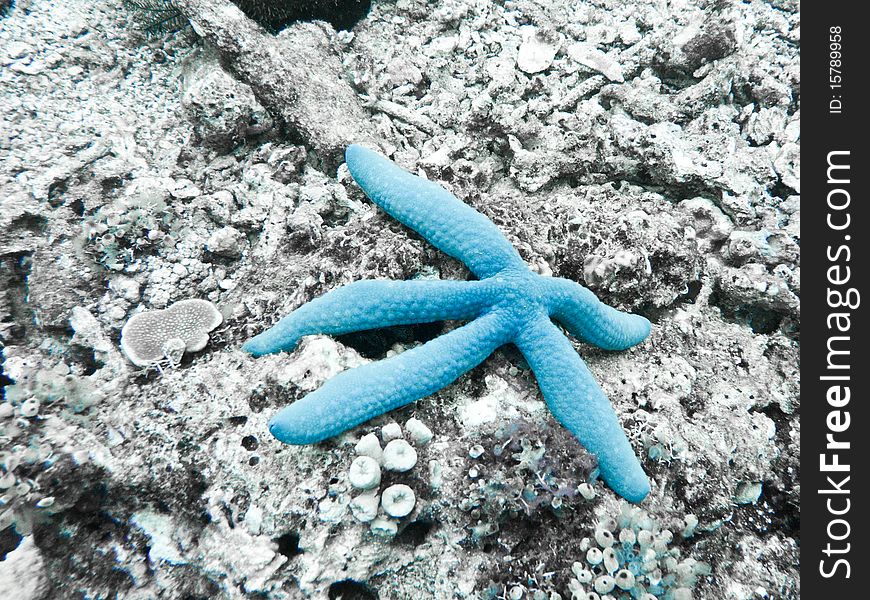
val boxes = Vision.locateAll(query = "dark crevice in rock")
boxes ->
[637,279,704,324]
[0,359,13,398]
[0,253,34,344]
[232,0,372,33]
[336,321,446,360]
[0,527,22,560]
[615,171,721,200]
[248,377,303,413]
[328,579,378,600]
[274,531,302,558]
[9,213,48,235]
[768,177,796,201]
[65,340,101,376]
[752,404,800,538]
[471,505,596,597]
[708,282,786,334]
[394,519,435,547]
[33,467,138,598]
[47,178,68,207]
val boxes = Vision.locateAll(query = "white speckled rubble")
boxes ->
[0,0,799,598]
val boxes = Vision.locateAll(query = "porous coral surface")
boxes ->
[0,0,799,599]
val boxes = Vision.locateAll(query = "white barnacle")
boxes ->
[614,569,636,590]
[120,299,222,367]
[348,456,381,490]
[595,527,615,548]
[381,484,416,518]
[355,432,384,464]
[593,574,616,595]
[349,491,380,522]
[404,417,433,445]
[382,439,417,472]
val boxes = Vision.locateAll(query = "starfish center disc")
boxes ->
[488,269,547,324]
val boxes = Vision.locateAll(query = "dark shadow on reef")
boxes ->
[232,0,371,32]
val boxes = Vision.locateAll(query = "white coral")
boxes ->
[381,484,416,518]
[355,433,384,464]
[404,417,433,445]
[120,299,222,367]
[348,456,381,490]
[382,439,417,472]
[349,491,380,523]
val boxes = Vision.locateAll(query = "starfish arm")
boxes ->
[242,279,494,356]
[515,316,650,503]
[268,310,511,443]
[345,145,525,279]
[543,277,651,351]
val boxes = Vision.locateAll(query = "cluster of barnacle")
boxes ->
[0,450,59,536]
[0,363,99,535]
[566,504,708,600]
[2,362,101,418]
[346,418,433,537]
[83,191,177,271]
[459,419,598,540]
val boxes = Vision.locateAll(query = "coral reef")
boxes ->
[0,0,799,597]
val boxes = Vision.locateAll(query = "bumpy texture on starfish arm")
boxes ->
[267,311,511,444]
[344,143,525,278]
[244,144,653,502]
[243,279,493,356]
[515,315,650,502]
[544,278,652,351]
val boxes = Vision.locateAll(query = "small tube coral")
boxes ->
[382,439,418,472]
[567,504,710,599]
[355,433,384,464]
[349,491,379,523]
[404,418,433,445]
[348,456,381,490]
[381,484,415,518]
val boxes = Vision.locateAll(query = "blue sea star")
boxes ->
[243,145,653,502]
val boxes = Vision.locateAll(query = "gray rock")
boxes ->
[182,49,273,151]
[206,226,246,258]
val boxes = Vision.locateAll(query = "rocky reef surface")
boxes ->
[1,0,799,598]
